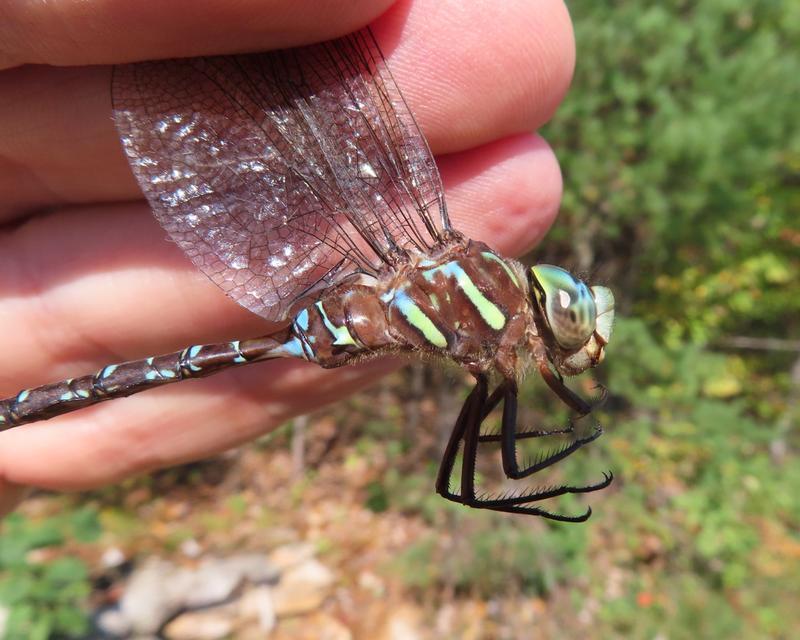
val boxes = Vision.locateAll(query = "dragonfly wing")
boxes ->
[112,29,449,322]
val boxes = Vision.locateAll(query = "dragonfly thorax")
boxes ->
[281,239,615,385]
[283,239,534,376]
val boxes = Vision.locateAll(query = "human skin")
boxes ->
[0,0,575,514]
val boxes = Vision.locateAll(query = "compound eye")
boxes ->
[530,265,597,350]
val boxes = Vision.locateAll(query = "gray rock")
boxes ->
[111,554,279,635]
[162,605,237,640]
[95,607,132,636]
[163,585,276,640]
[267,542,315,571]
[239,585,276,633]
[117,558,178,635]
[211,553,280,587]
[272,559,335,618]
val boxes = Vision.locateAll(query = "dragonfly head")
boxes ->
[528,265,615,376]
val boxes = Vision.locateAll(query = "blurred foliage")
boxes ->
[388,509,589,598]
[0,507,101,639]
[382,1,800,636]
[596,318,800,637]
[543,0,800,346]
[4,2,798,639]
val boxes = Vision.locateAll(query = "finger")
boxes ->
[374,0,575,152]
[0,0,574,217]
[0,0,396,69]
[0,357,400,491]
[438,134,562,257]
[0,133,560,386]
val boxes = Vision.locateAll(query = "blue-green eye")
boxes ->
[530,265,597,350]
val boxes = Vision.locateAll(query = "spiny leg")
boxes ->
[435,377,611,521]
[467,471,613,522]
[435,375,488,502]
[467,381,606,521]
[478,426,575,444]
[479,366,608,445]
[499,381,603,481]
[481,381,611,520]
[538,362,609,416]
[477,383,576,444]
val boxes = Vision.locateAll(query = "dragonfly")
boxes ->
[0,29,615,521]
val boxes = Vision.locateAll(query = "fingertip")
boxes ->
[376,0,576,151]
[0,0,397,67]
[531,0,576,124]
[440,133,563,257]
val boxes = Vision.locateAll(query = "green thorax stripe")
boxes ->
[423,261,506,331]
[480,251,521,288]
[382,289,448,348]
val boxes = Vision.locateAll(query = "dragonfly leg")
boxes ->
[435,378,612,522]
[538,363,608,416]
[538,364,593,416]
[498,381,604,480]
[435,375,488,502]
[475,385,577,443]
[477,383,575,443]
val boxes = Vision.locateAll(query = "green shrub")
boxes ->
[0,507,101,640]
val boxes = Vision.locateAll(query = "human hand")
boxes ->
[0,0,574,514]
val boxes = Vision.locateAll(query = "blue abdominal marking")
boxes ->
[277,336,308,359]
[230,341,247,363]
[60,380,90,401]
[100,365,118,379]
[295,308,310,332]
[144,357,159,381]
[183,345,204,372]
[293,308,316,344]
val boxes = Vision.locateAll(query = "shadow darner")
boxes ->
[0,30,615,521]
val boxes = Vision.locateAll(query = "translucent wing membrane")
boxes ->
[112,29,450,322]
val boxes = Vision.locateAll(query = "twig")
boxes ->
[715,336,800,352]
[291,414,308,479]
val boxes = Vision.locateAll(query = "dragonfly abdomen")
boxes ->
[286,286,394,367]
[0,336,289,428]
